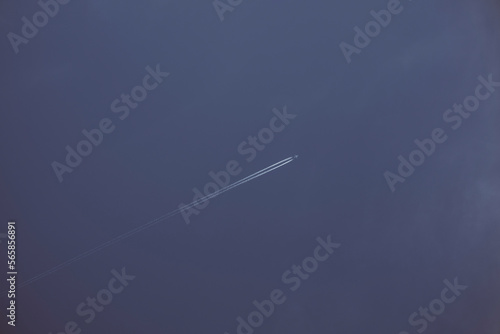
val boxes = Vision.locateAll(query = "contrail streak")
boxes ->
[178,155,295,213]
[16,155,298,290]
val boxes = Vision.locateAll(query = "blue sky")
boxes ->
[1,0,499,333]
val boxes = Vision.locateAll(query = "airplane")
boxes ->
[293,154,299,160]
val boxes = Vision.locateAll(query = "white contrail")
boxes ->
[178,155,295,212]
[16,155,298,290]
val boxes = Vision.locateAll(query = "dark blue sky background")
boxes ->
[1,0,499,333]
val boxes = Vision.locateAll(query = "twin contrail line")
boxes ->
[177,155,296,213]
[16,155,298,290]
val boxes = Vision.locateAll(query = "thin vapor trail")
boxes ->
[178,155,296,213]
[15,155,298,290]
